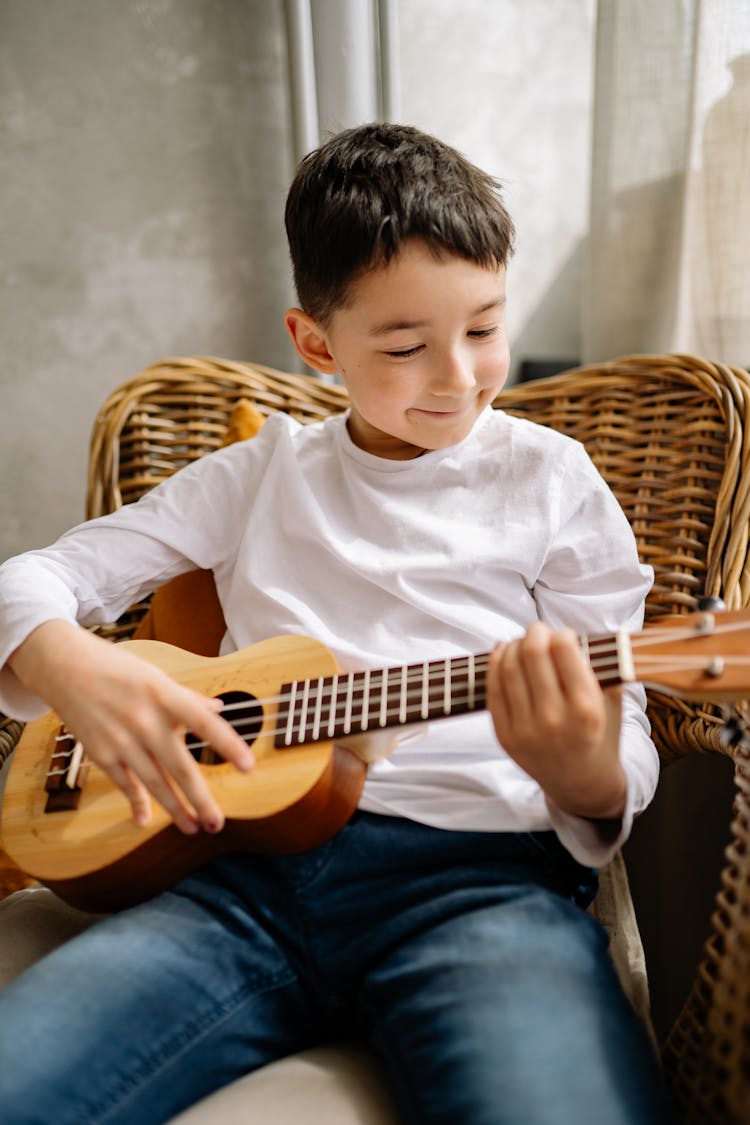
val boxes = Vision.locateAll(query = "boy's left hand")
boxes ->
[486,623,627,822]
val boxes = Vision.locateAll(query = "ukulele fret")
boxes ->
[298,678,311,743]
[327,674,339,738]
[312,676,324,741]
[378,668,388,727]
[275,653,489,748]
[420,662,429,719]
[361,669,371,731]
[467,653,476,711]
[344,673,354,734]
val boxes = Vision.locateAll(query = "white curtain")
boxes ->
[283,0,399,163]
[584,0,750,367]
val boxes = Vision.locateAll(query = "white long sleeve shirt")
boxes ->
[0,407,658,866]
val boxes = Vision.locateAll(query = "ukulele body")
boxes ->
[0,636,366,912]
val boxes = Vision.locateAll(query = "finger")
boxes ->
[183,690,256,771]
[107,760,153,828]
[486,644,507,717]
[515,623,565,713]
[128,735,212,835]
[100,717,205,835]
[545,631,610,748]
[156,727,231,833]
[499,624,564,720]
[492,639,539,724]
[133,712,232,834]
[486,644,515,746]
[105,756,202,835]
[602,683,624,738]
[95,698,209,833]
[548,628,600,702]
[494,638,528,723]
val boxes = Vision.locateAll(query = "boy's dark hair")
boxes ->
[285,122,515,326]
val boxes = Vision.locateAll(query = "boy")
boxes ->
[0,123,671,1123]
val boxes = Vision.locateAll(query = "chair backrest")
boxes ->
[87,356,349,518]
[500,356,750,617]
[88,352,750,761]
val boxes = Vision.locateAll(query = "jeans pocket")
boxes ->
[522,831,599,906]
[522,830,562,868]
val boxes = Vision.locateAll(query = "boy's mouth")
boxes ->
[412,406,466,417]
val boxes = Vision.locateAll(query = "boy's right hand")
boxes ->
[8,620,254,835]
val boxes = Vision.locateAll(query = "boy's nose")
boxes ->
[433,349,475,393]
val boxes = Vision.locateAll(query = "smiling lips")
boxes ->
[412,406,465,417]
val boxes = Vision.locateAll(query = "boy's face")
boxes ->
[289,239,510,460]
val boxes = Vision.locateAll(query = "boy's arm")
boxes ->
[493,438,659,864]
[8,620,254,834]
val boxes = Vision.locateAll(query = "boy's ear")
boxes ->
[285,308,338,376]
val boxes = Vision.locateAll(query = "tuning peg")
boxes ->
[697,595,726,612]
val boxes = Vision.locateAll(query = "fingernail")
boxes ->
[205,819,223,834]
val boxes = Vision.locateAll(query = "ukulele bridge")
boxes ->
[44,727,90,812]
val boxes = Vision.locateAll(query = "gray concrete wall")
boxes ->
[1,0,298,557]
[1,0,594,557]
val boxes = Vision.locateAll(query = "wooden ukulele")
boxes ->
[2,606,749,913]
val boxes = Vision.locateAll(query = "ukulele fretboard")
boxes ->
[273,633,628,749]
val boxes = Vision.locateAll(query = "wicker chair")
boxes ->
[2,351,750,1122]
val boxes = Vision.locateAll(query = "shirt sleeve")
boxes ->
[0,420,286,719]
[533,440,659,867]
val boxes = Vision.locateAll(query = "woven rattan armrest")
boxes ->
[0,717,23,770]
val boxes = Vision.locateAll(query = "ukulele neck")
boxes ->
[273,632,631,748]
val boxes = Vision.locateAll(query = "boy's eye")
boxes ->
[468,327,498,339]
[385,345,424,358]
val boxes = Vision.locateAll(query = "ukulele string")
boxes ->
[50,630,746,764]
[209,644,627,719]
[187,651,750,752]
[179,654,638,751]
[628,616,750,647]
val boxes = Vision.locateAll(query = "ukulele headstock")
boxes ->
[632,605,750,703]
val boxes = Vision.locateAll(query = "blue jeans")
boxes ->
[0,813,672,1124]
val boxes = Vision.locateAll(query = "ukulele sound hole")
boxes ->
[185,691,263,764]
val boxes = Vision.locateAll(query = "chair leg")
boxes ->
[662,751,750,1124]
